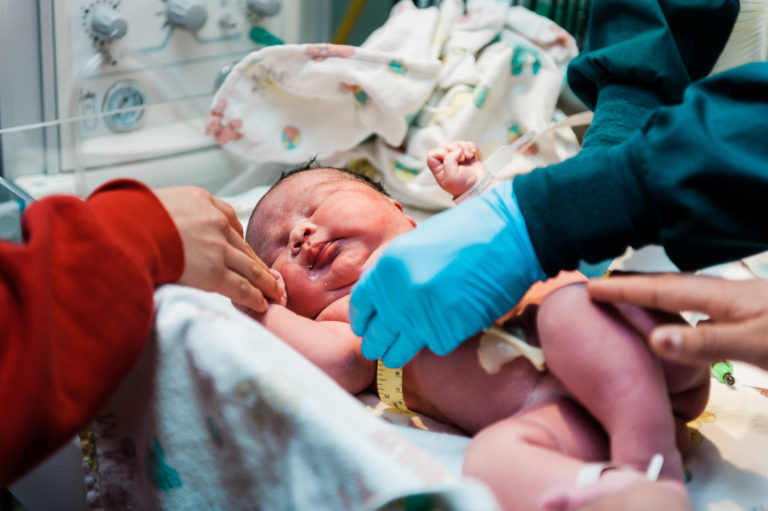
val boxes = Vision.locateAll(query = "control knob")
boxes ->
[247,0,281,17]
[90,6,128,40]
[166,0,208,31]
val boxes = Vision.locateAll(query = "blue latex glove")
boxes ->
[350,180,546,368]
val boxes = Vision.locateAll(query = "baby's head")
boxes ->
[246,164,416,319]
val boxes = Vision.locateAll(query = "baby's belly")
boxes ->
[402,335,567,435]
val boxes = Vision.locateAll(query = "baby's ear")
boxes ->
[389,199,417,227]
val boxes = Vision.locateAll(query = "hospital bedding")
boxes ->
[80,285,498,510]
[78,275,768,510]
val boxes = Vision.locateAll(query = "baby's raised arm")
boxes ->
[427,141,487,200]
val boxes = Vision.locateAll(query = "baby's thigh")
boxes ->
[593,289,711,418]
[537,281,710,421]
[665,360,710,424]
[530,398,608,460]
[465,397,607,472]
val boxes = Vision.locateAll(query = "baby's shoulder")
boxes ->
[315,296,351,323]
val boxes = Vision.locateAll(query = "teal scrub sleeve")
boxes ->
[568,0,738,149]
[515,63,768,275]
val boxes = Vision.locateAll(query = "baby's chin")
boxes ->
[328,249,370,284]
[286,277,355,319]
[361,244,390,273]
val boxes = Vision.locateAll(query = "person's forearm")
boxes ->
[0,180,183,487]
[568,0,737,149]
[516,63,768,275]
[259,305,376,393]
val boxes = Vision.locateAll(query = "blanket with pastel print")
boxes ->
[208,0,581,210]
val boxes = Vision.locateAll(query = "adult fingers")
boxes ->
[349,282,376,337]
[650,318,768,370]
[221,221,280,302]
[231,230,271,274]
[587,274,744,320]
[359,316,397,361]
[211,195,244,235]
[381,334,423,369]
[214,270,269,312]
[610,301,685,339]
[225,247,280,310]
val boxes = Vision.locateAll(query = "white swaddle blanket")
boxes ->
[78,285,768,510]
[80,286,499,510]
[209,0,581,209]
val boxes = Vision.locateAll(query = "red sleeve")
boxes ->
[0,179,183,486]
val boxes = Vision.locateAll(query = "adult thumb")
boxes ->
[650,322,751,366]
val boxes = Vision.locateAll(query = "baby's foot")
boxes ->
[541,456,690,511]
[542,474,690,511]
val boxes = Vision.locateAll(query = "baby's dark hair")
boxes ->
[245,158,388,249]
[273,157,388,195]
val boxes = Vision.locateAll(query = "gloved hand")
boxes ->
[350,180,546,367]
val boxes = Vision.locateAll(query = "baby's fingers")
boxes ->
[427,146,449,161]
[456,141,478,160]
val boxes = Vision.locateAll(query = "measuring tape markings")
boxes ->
[376,360,411,414]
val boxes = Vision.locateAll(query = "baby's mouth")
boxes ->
[307,240,339,271]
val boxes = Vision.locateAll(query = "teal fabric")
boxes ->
[516,63,768,275]
[568,0,738,149]
[513,0,758,275]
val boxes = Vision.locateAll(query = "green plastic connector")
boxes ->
[712,360,735,385]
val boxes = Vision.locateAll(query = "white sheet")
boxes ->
[77,281,768,510]
[80,285,499,510]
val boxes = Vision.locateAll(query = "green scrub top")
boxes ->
[514,0,768,275]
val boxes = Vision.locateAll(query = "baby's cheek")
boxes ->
[286,285,324,318]
[332,250,370,285]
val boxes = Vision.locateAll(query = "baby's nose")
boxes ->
[289,224,314,254]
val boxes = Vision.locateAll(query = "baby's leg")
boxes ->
[463,397,689,510]
[608,301,711,453]
[536,284,685,480]
[463,398,607,510]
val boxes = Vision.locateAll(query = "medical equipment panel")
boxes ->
[0,0,331,197]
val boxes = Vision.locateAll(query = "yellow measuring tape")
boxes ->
[376,360,411,413]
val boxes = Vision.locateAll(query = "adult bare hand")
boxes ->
[587,273,768,370]
[154,186,279,312]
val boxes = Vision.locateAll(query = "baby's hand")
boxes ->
[268,268,288,307]
[427,141,487,198]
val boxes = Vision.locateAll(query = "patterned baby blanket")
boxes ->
[208,0,581,209]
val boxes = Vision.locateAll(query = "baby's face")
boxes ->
[251,169,416,318]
